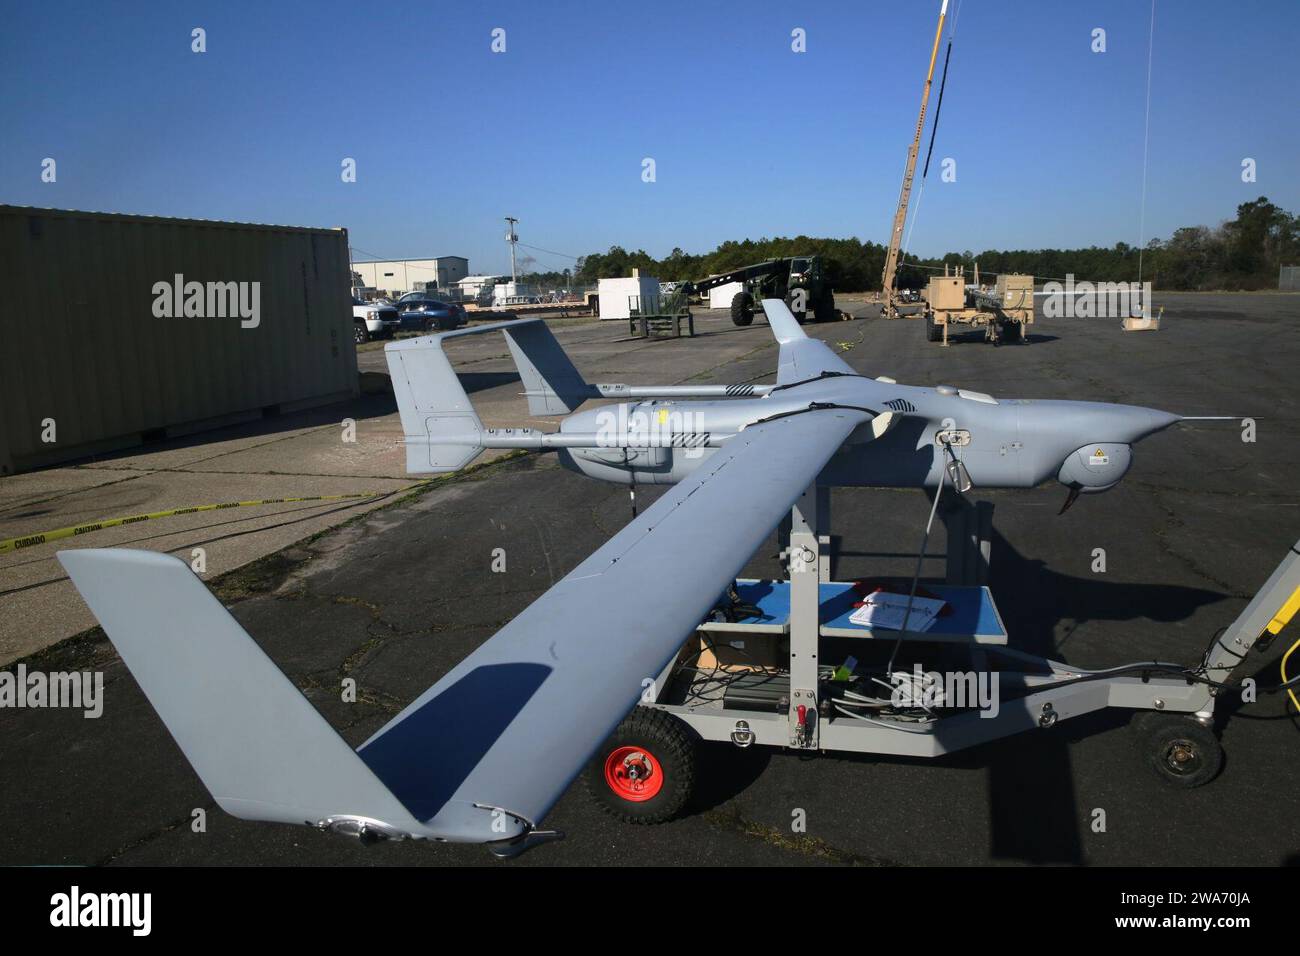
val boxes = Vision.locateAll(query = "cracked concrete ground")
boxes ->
[2,292,1298,866]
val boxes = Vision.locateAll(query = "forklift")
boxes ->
[684,257,838,327]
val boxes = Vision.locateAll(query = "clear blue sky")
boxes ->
[2,0,1295,274]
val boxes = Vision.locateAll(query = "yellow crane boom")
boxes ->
[880,0,948,319]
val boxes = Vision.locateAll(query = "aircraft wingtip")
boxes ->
[58,547,187,579]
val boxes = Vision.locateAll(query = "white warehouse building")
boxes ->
[352,256,469,294]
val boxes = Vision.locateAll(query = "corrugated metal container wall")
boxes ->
[0,206,358,474]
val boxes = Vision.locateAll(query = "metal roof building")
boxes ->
[351,256,468,294]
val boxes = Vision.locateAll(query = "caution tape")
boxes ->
[0,492,389,555]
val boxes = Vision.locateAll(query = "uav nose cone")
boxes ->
[1128,406,1181,441]
[1072,403,1180,443]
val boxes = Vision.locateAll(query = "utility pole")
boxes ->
[880,0,948,319]
[505,217,519,283]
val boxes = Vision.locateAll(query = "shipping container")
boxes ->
[0,206,358,474]
[597,275,660,320]
[707,281,744,310]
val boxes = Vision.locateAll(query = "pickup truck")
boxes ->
[352,298,400,344]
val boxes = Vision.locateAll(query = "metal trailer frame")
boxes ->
[643,484,1299,763]
[923,272,1035,347]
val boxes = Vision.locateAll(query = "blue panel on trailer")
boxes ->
[705,578,1008,645]
[818,582,1007,643]
[696,578,793,634]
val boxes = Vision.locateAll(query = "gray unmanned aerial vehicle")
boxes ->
[60,301,1243,856]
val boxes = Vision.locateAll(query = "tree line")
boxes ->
[522,198,1297,292]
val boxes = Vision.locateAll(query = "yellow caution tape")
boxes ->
[0,492,388,555]
[0,449,531,556]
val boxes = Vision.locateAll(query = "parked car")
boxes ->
[352,297,400,344]
[395,293,468,332]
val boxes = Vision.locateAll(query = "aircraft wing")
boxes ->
[59,404,871,849]
[355,404,871,838]
[762,299,857,385]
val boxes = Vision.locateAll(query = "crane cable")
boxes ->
[919,43,953,182]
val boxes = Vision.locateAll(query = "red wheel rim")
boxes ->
[603,745,663,801]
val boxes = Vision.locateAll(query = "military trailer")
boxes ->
[924,267,1034,346]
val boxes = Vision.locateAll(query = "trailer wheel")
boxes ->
[1142,716,1222,788]
[586,708,696,823]
[730,292,755,327]
[925,313,942,342]
[1002,320,1023,343]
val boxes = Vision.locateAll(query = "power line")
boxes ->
[517,241,581,261]
[1137,0,1156,284]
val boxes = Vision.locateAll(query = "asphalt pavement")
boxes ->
[3,292,1298,866]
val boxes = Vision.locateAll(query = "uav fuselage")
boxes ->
[556,372,1178,497]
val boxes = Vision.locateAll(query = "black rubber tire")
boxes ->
[730,291,755,327]
[1002,321,1023,343]
[1128,709,1165,739]
[813,291,837,323]
[586,708,697,824]
[925,313,942,342]
[1142,716,1222,788]
[354,323,368,345]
